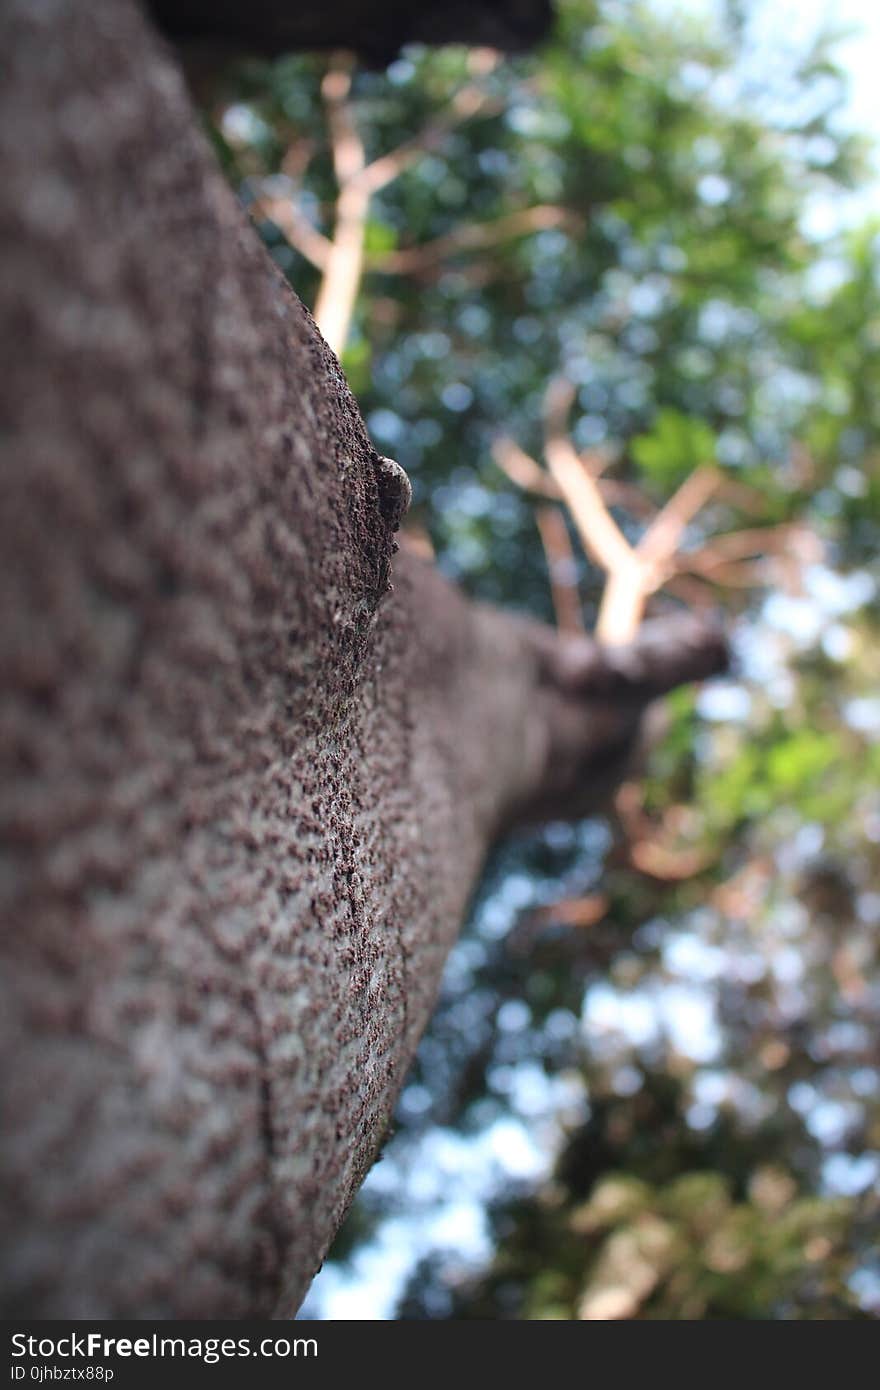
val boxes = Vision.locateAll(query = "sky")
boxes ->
[807,0,880,145]
[752,0,880,225]
[661,0,880,222]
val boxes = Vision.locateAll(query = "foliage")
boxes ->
[208,0,880,1320]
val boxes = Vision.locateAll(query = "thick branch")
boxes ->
[637,466,721,576]
[542,380,637,580]
[543,378,646,643]
[312,55,370,356]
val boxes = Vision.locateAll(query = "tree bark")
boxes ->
[0,0,723,1317]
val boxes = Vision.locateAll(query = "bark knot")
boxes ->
[372,454,412,533]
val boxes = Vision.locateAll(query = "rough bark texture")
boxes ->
[0,0,723,1318]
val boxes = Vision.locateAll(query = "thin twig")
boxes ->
[663,573,719,608]
[681,522,814,570]
[491,437,560,499]
[254,195,332,271]
[531,894,608,928]
[680,559,769,588]
[613,782,717,881]
[358,79,502,195]
[534,506,585,635]
[596,477,657,519]
[370,206,577,275]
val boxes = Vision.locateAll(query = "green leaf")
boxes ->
[363,220,399,255]
[631,409,717,491]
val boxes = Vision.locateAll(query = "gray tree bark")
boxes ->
[0,0,724,1317]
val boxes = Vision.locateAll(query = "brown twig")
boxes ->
[663,573,719,608]
[491,437,560,498]
[534,506,585,635]
[530,894,608,928]
[613,782,717,881]
[357,73,502,196]
[254,194,332,271]
[370,205,578,275]
[400,523,436,560]
[595,477,657,519]
[679,522,817,571]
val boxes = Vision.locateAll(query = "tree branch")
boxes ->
[304,54,503,357]
[534,505,585,635]
[613,782,717,881]
[370,205,577,275]
[492,437,658,523]
[637,466,721,576]
[492,436,560,498]
[358,73,502,195]
[312,53,369,356]
[253,193,332,271]
[679,522,816,571]
[543,378,645,643]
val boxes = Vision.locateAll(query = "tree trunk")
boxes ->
[0,0,723,1317]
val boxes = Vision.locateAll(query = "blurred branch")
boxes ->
[663,572,720,608]
[312,54,370,356]
[498,379,729,644]
[492,437,657,522]
[530,894,608,929]
[498,379,816,652]
[491,436,560,498]
[370,205,578,275]
[675,522,822,593]
[638,466,721,577]
[680,522,817,571]
[596,477,656,519]
[357,57,503,195]
[543,378,644,644]
[253,194,332,271]
[534,505,585,635]
[259,51,503,358]
[400,522,436,560]
[613,782,718,881]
